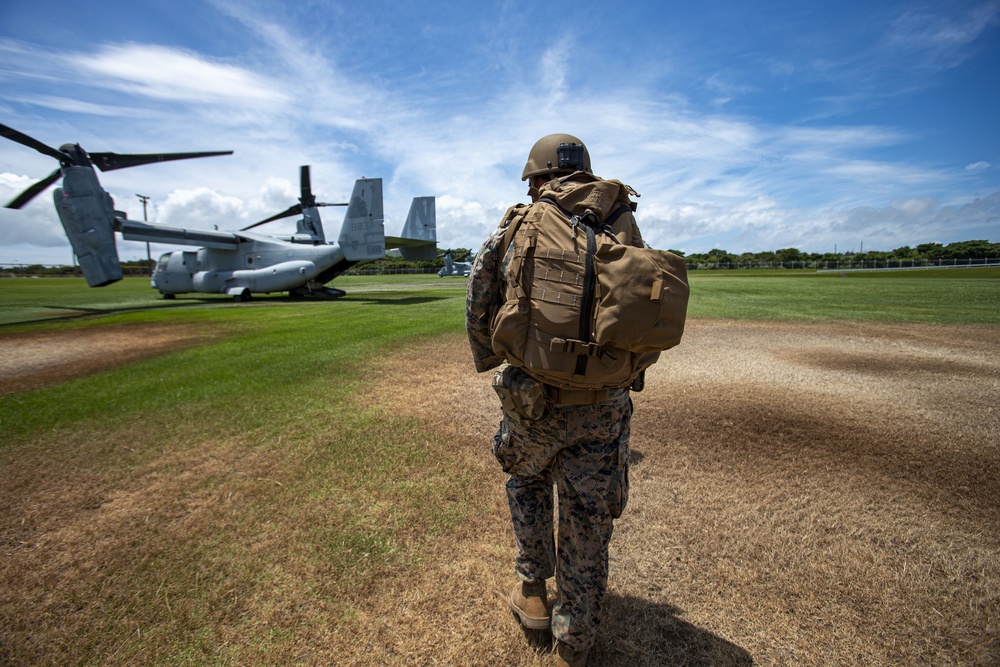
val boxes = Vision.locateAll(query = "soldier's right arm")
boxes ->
[466,225,508,372]
[467,204,530,372]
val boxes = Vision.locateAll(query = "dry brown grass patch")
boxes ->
[337,322,1000,666]
[1,320,997,666]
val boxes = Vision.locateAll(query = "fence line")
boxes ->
[684,258,1000,271]
[345,267,439,276]
[0,265,442,278]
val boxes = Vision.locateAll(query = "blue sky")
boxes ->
[1,0,997,264]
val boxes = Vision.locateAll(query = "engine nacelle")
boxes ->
[53,166,122,287]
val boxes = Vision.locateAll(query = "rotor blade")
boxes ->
[241,204,304,230]
[0,123,71,162]
[90,150,233,172]
[296,166,350,208]
[299,164,312,197]
[5,168,63,209]
[300,165,313,201]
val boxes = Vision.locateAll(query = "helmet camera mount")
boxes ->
[557,143,586,171]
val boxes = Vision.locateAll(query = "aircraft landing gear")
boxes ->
[233,288,252,302]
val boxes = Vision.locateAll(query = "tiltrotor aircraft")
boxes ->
[437,249,472,277]
[2,123,436,300]
[148,166,436,300]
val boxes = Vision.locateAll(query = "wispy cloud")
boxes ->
[74,44,290,107]
[3,94,155,118]
[886,1,1000,69]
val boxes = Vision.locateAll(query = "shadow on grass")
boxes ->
[510,593,752,666]
[0,300,215,326]
[596,593,753,667]
[344,295,451,307]
[516,618,556,655]
[3,292,452,326]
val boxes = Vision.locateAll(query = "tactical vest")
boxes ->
[490,173,689,390]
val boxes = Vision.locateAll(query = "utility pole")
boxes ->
[137,194,152,276]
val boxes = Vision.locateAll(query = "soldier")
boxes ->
[466,133,645,667]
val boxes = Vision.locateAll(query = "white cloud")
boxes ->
[0,172,70,252]
[434,194,505,250]
[892,197,935,215]
[251,176,298,213]
[1,172,35,197]
[0,205,66,248]
[74,44,290,107]
[157,187,248,229]
[637,190,1000,255]
[822,160,941,186]
[537,39,572,103]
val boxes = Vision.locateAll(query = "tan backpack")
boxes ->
[491,173,689,390]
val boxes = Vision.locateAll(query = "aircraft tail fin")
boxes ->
[386,196,436,261]
[338,178,385,261]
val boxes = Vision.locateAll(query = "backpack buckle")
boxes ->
[550,337,605,358]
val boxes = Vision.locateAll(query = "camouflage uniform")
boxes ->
[467,208,632,655]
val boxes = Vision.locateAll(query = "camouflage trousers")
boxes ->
[493,392,632,654]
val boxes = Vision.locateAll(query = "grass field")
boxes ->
[3,266,999,328]
[1,269,998,665]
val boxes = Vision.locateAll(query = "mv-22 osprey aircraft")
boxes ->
[2,123,436,300]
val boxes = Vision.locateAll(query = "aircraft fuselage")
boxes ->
[153,235,347,298]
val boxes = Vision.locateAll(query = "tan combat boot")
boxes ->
[555,641,589,667]
[509,580,551,630]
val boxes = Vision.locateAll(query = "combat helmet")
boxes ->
[521,133,592,181]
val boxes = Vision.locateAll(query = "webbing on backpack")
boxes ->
[535,197,633,381]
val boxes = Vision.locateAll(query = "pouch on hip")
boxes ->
[492,365,548,427]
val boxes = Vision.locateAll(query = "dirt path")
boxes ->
[0,324,208,395]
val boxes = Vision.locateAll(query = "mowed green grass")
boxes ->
[2,265,998,328]
[688,266,1000,324]
[0,267,997,664]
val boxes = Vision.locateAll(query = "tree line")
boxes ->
[678,239,999,265]
[3,240,997,276]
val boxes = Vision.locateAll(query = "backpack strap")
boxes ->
[573,219,597,380]
[580,204,635,258]
[496,204,528,267]
[602,204,631,229]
